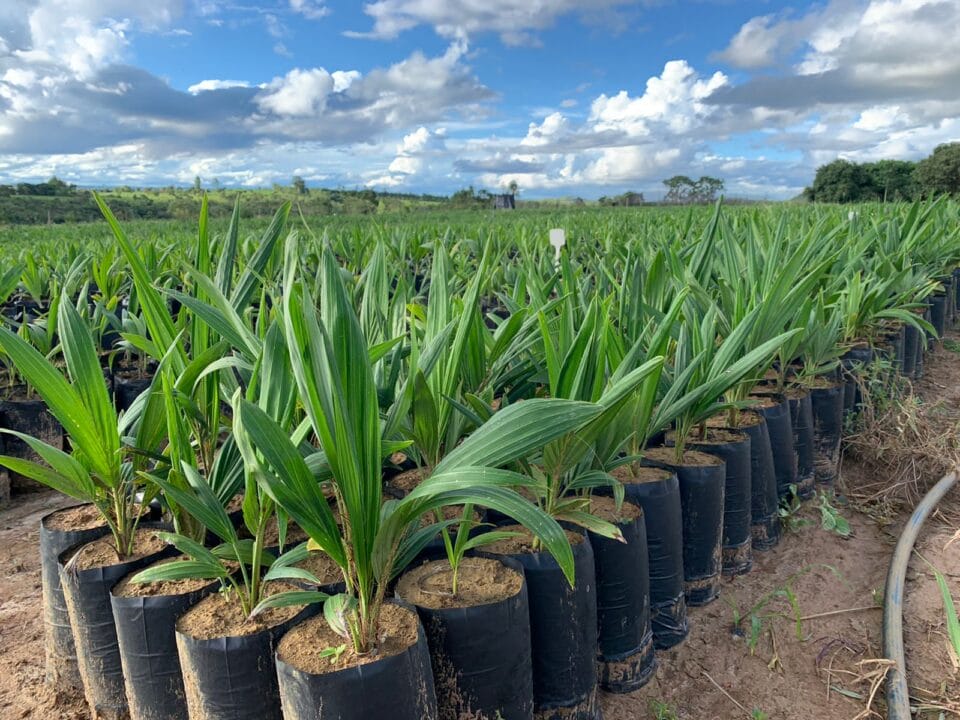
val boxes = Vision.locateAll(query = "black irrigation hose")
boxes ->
[883,470,957,720]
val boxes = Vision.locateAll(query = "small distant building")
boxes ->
[493,193,516,210]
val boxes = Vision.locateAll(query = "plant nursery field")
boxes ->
[0,199,958,720]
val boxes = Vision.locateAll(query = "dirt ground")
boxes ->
[2,348,959,719]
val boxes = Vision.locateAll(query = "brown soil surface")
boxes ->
[784,387,811,400]
[806,376,842,390]
[609,464,674,485]
[396,557,523,609]
[748,394,781,409]
[2,340,960,718]
[903,524,960,707]
[707,409,764,428]
[260,516,309,549]
[419,504,479,528]
[293,550,343,587]
[0,492,90,719]
[177,582,305,640]
[111,366,151,381]
[589,495,641,524]
[277,602,418,674]
[66,528,167,571]
[225,493,244,513]
[483,525,584,556]
[41,504,105,532]
[112,556,218,598]
[671,429,747,445]
[645,446,724,467]
[387,467,427,494]
[0,385,42,403]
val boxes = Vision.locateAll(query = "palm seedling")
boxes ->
[232,238,596,652]
[97,194,288,541]
[0,294,163,557]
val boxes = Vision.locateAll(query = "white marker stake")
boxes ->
[549,228,566,265]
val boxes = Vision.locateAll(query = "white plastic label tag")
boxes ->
[549,229,566,263]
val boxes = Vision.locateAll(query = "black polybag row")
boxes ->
[930,292,947,339]
[110,578,220,720]
[58,537,174,720]
[397,555,535,719]
[588,500,657,693]
[176,603,319,720]
[751,394,797,501]
[39,505,109,690]
[902,323,919,378]
[720,412,780,551]
[788,390,817,500]
[841,344,873,418]
[686,431,753,576]
[642,450,725,607]
[614,466,687,649]
[0,396,64,491]
[487,530,601,720]
[810,382,844,489]
[276,602,438,720]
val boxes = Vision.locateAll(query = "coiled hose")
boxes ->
[883,470,958,720]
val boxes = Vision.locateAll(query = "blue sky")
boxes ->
[0,1,958,199]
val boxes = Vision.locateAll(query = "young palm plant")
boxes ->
[132,319,298,616]
[0,294,161,556]
[233,238,599,654]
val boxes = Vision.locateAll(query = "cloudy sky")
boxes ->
[0,0,957,199]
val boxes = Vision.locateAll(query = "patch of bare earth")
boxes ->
[0,491,87,719]
[605,332,960,719]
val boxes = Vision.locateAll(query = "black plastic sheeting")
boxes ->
[176,603,318,720]
[752,395,797,501]
[39,506,108,690]
[618,467,688,649]
[882,325,906,375]
[650,456,725,606]
[811,383,844,489]
[589,503,656,693]
[688,433,752,576]
[489,532,601,719]
[276,604,438,720]
[842,345,874,418]
[735,414,781,551]
[788,391,816,500]
[902,324,919,378]
[110,579,219,720]
[930,293,947,339]
[915,312,927,380]
[397,556,533,719]
[954,268,960,318]
[58,539,173,720]
[0,397,64,488]
[114,376,153,413]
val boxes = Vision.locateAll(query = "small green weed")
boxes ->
[818,492,851,537]
[942,338,960,354]
[318,644,348,665]
[728,564,845,654]
[649,699,679,720]
[919,554,960,662]
[779,484,813,533]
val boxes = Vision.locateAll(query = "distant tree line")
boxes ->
[803,142,960,203]
[0,177,451,225]
[598,191,645,207]
[0,177,79,197]
[662,176,724,204]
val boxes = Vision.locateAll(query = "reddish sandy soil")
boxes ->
[1,348,959,719]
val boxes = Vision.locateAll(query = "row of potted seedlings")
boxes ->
[3,198,958,720]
